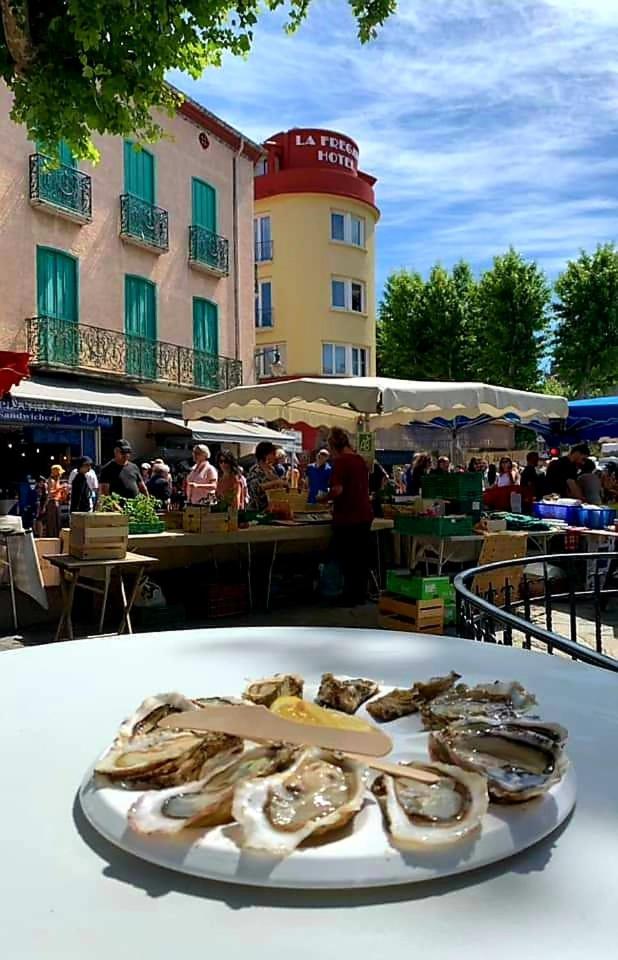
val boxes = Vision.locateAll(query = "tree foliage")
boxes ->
[0,0,396,160]
[552,244,618,398]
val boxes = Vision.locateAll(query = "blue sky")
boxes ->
[171,0,618,297]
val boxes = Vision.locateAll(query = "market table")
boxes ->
[407,529,561,575]
[1,627,616,959]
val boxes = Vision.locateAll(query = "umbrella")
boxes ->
[0,352,29,398]
[182,377,567,433]
[547,396,618,445]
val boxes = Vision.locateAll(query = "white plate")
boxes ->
[79,680,576,889]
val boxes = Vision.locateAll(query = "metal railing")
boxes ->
[455,552,618,673]
[255,239,273,261]
[255,306,274,328]
[188,225,229,274]
[29,153,92,220]
[120,194,169,251]
[26,316,242,391]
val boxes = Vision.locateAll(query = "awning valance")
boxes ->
[11,378,166,420]
[160,417,302,450]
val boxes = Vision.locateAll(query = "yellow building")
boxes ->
[254,128,379,382]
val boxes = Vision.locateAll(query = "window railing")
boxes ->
[255,306,274,328]
[26,316,242,391]
[255,239,273,262]
[29,153,92,221]
[188,225,230,275]
[120,194,169,251]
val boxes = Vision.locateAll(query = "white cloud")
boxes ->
[170,0,618,288]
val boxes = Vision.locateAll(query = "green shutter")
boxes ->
[192,178,216,232]
[37,140,74,167]
[124,141,155,204]
[36,247,78,364]
[193,298,219,388]
[125,275,157,378]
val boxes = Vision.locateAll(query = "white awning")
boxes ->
[161,417,302,451]
[11,378,166,420]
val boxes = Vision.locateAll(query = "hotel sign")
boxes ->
[294,132,359,172]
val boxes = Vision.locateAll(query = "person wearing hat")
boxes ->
[99,440,148,499]
[185,444,218,505]
[45,463,68,536]
[306,448,332,504]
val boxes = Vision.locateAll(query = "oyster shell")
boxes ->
[243,674,304,707]
[129,744,297,834]
[372,761,488,848]
[366,688,420,723]
[410,671,461,702]
[429,719,568,802]
[315,673,379,714]
[95,693,242,788]
[421,681,537,730]
[232,748,368,854]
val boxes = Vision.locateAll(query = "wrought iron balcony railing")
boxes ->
[255,239,273,262]
[255,306,274,328]
[29,153,92,222]
[120,194,169,252]
[188,225,229,275]
[26,316,242,392]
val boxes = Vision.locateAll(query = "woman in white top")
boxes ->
[185,444,218,504]
[496,456,520,487]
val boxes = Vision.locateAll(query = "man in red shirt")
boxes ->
[325,427,373,605]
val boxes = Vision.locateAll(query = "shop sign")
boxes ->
[356,431,375,463]
[0,400,112,428]
[295,132,359,171]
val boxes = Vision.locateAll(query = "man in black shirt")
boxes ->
[99,440,148,499]
[520,451,546,501]
[545,443,590,497]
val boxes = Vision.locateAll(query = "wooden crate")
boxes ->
[35,537,62,587]
[163,510,184,531]
[183,507,229,534]
[378,594,444,633]
[69,512,128,560]
[379,614,444,635]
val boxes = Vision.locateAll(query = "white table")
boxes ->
[1,627,617,959]
[408,529,560,574]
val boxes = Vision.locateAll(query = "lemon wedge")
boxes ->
[270,696,374,732]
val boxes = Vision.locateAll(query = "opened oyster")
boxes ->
[129,744,297,834]
[243,674,304,707]
[232,748,368,854]
[411,671,461,702]
[315,673,379,714]
[95,693,242,788]
[421,681,537,730]
[372,761,488,848]
[366,671,462,723]
[429,719,568,802]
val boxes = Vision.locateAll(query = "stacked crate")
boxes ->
[379,573,453,635]
[69,513,128,560]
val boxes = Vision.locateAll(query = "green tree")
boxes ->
[377,269,425,378]
[553,244,618,398]
[474,248,550,390]
[0,1,396,160]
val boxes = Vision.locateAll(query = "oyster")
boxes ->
[232,748,367,854]
[429,719,568,802]
[315,673,379,714]
[372,761,488,848]
[243,674,304,707]
[410,671,461,702]
[421,681,537,730]
[129,744,297,834]
[366,688,420,723]
[95,693,242,788]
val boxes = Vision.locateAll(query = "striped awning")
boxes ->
[11,377,166,420]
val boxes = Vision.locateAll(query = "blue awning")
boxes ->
[548,396,618,444]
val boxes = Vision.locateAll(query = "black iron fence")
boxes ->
[120,194,169,251]
[29,153,92,220]
[455,552,618,673]
[188,225,229,274]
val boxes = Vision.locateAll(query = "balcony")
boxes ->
[26,316,242,392]
[255,306,274,329]
[255,239,273,262]
[29,153,92,223]
[120,194,169,252]
[188,225,229,276]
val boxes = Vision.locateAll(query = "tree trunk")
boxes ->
[1,0,36,73]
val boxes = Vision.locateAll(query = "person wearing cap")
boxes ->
[70,457,95,513]
[306,449,332,504]
[185,444,218,505]
[99,440,148,499]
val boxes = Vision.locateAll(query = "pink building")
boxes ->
[0,82,261,476]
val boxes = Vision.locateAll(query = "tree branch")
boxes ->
[1,0,36,73]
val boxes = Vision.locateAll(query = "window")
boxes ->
[254,215,272,261]
[255,280,273,328]
[192,178,217,232]
[255,158,268,177]
[124,141,155,203]
[193,298,219,388]
[255,344,284,378]
[323,343,369,377]
[330,210,365,247]
[331,277,365,314]
[36,246,79,365]
[125,275,157,378]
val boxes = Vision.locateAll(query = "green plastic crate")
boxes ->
[395,515,474,536]
[128,520,166,535]
[444,602,457,626]
[386,571,453,600]
[421,474,483,499]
